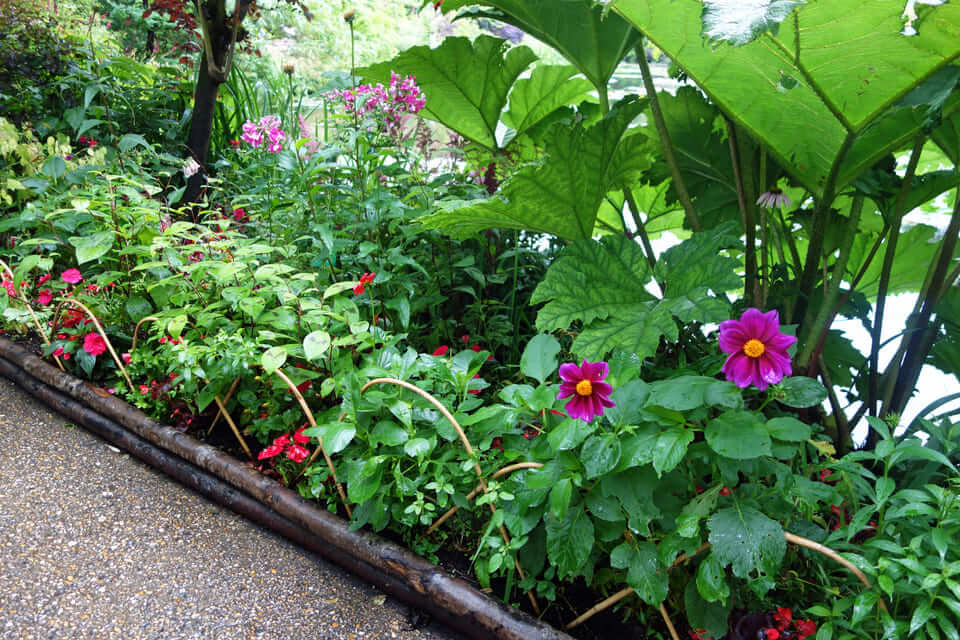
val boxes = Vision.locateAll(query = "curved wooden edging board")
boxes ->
[0,338,573,640]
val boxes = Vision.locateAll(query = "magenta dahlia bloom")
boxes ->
[557,360,615,422]
[719,308,796,390]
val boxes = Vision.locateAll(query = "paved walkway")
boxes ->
[0,377,459,640]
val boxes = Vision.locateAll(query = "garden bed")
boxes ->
[0,337,573,640]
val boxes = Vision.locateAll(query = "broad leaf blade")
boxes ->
[502,64,594,138]
[360,35,536,151]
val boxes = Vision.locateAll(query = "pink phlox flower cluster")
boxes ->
[298,115,320,156]
[333,72,426,137]
[240,115,286,153]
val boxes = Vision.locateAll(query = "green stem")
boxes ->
[883,182,960,417]
[636,43,701,232]
[792,132,856,327]
[866,136,925,422]
[726,118,758,306]
[797,194,865,370]
[621,186,660,278]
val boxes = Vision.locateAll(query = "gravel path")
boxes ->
[0,377,460,640]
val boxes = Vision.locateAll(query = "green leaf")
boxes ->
[550,477,573,520]
[531,233,682,360]
[69,232,114,265]
[303,330,331,361]
[776,376,828,408]
[117,133,151,153]
[652,426,695,476]
[261,346,287,374]
[547,418,595,451]
[654,222,743,297]
[603,467,661,536]
[706,410,772,459]
[421,97,650,240]
[301,421,356,454]
[618,542,669,606]
[696,552,730,603]
[360,35,536,150]
[166,314,187,339]
[911,599,935,636]
[702,0,806,46]
[439,0,641,91]
[646,376,743,412]
[41,156,67,180]
[502,64,594,137]
[684,578,730,638]
[124,295,152,322]
[403,437,433,459]
[766,416,812,442]
[611,0,960,194]
[708,505,786,580]
[581,434,622,479]
[370,421,408,447]
[520,334,562,384]
[545,504,595,579]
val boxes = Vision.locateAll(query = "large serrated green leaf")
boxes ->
[502,64,594,137]
[611,0,960,194]
[655,222,743,297]
[436,0,641,92]
[420,97,650,240]
[708,505,786,579]
[360,35,535,150]
[702,0,807,46]
[545,504,595,579]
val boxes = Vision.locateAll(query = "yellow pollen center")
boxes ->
[743,339,765,358]
[575,379,593,396]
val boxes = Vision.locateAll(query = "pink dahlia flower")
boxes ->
[719,308,796,390]
[557,360,615,422]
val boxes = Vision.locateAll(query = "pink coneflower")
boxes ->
[756,187,791,209]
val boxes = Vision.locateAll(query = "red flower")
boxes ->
[461,334,470,343]
[63,352,71,360]
[52,347,64,358]
[795,620,816,639]
[467,373,482,394]
[257,443,284,460]
[352,272,376,296]
[37,273,51,285]
[230,139,242,147]
[122,352,131,365]
[295,380,312,394]
[139,384,149,395]
[286,444,310,463]
[61,268,83,284]
[273,434,290,448]
[689,630,712,640]
[1,280,16,297]
[432,345,449,356]
[233,207,246,221]
[293,427,310,444]
[764,629,780,640]
[37,289,53,306]
[773,607,792,629]
[83,333,107,357]
[719,486,731,497]
[819,468,833,482]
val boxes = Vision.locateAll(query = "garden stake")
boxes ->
[61,299,134,392]
[658,603,681,640]
[566,532,887,630]
[274,368,352,519]
[212,395,254,460]
[207,376,241,435]
[0,259,64,371]
[130,315,160,351]
[361,378,540,615]
[425,462,544,537]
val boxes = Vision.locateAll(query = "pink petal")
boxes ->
[758,309,782,342]
[558,362,583,383]
[719,321,749,354]
[739,308,766,339]
[723,352,754,388]
[768,332,796,352]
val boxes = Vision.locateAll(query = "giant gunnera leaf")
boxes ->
[420,97,651,241]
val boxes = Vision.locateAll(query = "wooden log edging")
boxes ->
[0,338,572,640]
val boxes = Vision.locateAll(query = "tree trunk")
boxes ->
[183,60,223,205]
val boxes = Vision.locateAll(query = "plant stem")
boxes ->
[882,182,960,417]
[797,194,865,371]
[635,43,701,232]
[621,186,660,278]
[866,136,925,424]
[726,118,758,306]
[793,132,856,326]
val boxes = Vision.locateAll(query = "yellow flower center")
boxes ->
[575,379,593,396]
[743,339,765,359]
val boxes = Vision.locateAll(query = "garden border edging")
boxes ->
[0,338,574,640]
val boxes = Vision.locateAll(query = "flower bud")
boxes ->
[342,8,355,22]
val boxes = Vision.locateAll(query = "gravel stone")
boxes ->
[0,378,462,640]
